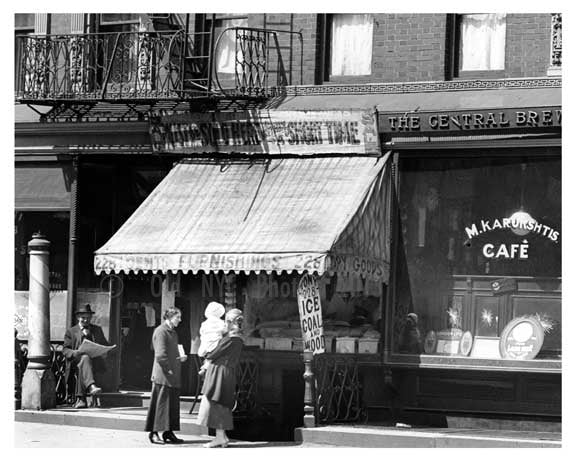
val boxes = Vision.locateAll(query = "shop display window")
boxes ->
[14,211,69,291]
[241,272,382,353]
[392,151,561,362]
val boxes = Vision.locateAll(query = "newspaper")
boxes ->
[78,339,116,359]
[178,344,186,358]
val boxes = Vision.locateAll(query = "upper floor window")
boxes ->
[459,13,506,72]
[329,14,373,77]
[213,15,249,74]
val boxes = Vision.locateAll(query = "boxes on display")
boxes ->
[335,337,357,354]
[264,337,293,351]
[292,338,303,351]
[358,338,379,354]
[245,337,264,349]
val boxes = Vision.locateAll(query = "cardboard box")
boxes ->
[358,338,379,354]
[264,337,293,351]
[245,337,264,349]
[335,337,357,354]
[292,338,303,351]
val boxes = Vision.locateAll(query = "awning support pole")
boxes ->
[302,350,316,427]
[66,156,79,327]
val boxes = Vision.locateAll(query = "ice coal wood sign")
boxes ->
[297,274,325,355]
[149,110,380,155]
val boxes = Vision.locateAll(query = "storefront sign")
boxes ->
[380,107,561,133]
[297,274,326,355]
[149,109,380,155]
[499,316,544,360]
[463,215,560,260]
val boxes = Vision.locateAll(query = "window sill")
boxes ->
[387,353,561,373]
[547,67,562,77]
[453,70,506,80]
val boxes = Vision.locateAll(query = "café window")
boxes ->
[392,152,561,361]
[450,13,506,77]
[328,14,373,77]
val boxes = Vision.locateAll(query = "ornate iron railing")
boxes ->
[314,355,367,424]
[15,343,74,406]
[14,28,302,105]
[233,357,259,415]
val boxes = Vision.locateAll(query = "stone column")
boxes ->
[302,350,316,427]
[21,233,56,410]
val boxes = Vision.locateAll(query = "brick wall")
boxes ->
[505,14,552,77]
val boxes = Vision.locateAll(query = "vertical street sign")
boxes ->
[297,273,325,355]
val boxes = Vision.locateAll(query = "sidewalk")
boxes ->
[15,421,328,448]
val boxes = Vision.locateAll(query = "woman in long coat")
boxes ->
[145,307,187,444]
[197,308,244,448]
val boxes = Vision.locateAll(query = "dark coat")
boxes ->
[150,322,181,388]
[201,336,244,409]
[62,324,109,381]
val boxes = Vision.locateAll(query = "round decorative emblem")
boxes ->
[499,316,544,360]
[459,331,474,356]
[423,330,437,354]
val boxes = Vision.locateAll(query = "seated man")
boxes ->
[63,304,110,408]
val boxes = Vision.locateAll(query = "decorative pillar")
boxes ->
[302,350,316,427]
[21,233,56,410]
[66,157,79,327]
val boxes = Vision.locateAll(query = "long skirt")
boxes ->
[145,383,180,432]
[196,395,233,430]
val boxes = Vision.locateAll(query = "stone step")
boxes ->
[294,425,562,448]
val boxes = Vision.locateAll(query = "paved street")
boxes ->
[14,422,329,448]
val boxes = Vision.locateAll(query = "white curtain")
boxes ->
[216,18,248,74]
[460,13,506,71]
[331,14,373,76]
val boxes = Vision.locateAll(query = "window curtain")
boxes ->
[216,18,248,74]
[460,13,506,71]
[331,14,373,76]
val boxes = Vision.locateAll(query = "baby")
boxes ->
[197,301,227,376]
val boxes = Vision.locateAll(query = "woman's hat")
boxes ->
[75,304,95,315]
[204,301,225,319]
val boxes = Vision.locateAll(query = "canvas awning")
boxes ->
[94,155,391,281]
[15,164,72,211]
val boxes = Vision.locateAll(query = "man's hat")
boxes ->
[75,304,95,315]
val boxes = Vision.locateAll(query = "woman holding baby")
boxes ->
[196,303,244,448]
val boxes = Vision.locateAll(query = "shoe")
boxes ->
[203,440,228,448]
[148,432,163,444]
[73,399,87,409]
[87,384,102,395]
[162,431,183,444]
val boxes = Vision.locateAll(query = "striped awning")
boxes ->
[94,155,391,281]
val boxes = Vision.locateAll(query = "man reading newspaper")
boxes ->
[63,304,115,408]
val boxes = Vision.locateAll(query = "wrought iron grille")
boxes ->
[213,27,302,98]
[14,27,302,106]
[15,343,73,406]
[15,30,190,102]
[550,13,562,68]
[233,357,259,415]
[314,355,367,424]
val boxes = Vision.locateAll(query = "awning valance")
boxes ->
[15,164,72,211]
[94,155,391,281]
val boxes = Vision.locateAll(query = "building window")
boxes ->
[449,13,506,78]
[328,14,373,77]
[460,13,506,71]
[393,151,561,361]
[213,16,249,74]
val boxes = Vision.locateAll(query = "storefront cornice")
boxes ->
[15,121,149,136]
[282,77,561,97]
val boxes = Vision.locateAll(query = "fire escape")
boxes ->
[14,15,303,122]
